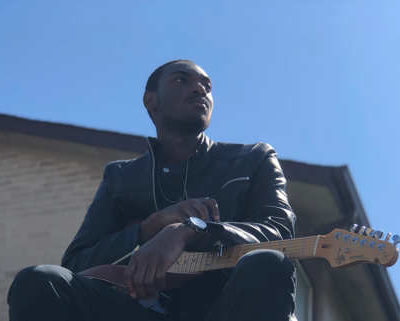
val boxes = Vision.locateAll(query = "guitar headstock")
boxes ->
[315,225,399,268]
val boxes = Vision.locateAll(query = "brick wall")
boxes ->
[0,131,136,321]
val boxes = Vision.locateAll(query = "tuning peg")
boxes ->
[375,231,384,239]
[369,230,377,238]
[350,224,359,232]
[334,231,342,239]
[392,235,400,245]
[358,226,367,235]
[385,233,392,241]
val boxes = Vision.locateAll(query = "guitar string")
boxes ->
[112,236,319,266]
[172,236,389,273]
[118,234,381,273]
[186,237,389,273]
[171,237,318,273]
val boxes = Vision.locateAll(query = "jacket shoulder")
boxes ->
[212,141,276,160]
[103,153,150,178]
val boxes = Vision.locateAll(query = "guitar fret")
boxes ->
[196,252,202,272]
[200,252,206,271]
[188,253,194,273]
[183,253,190,273]
[187,253,192,273]
[191,253,196,272]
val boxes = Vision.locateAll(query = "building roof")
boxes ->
[0,113,148,153]
[1,112,399,320]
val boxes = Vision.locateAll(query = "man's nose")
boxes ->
[192,81,207,95]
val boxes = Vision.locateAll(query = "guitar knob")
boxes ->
[385,233,392,241]
[350,224,359,232]
[358,226,367,235]
[334,231,342,240]
[377,243,386,251]
[376,231,384,239]
[392,235,400,245]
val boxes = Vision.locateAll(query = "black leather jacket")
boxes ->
[61,134,295,272]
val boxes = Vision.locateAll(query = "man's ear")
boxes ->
[143,91,158,121]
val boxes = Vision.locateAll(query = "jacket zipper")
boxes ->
[220,176,250,190]
[146,138,159,212]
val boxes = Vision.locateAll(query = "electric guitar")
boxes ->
[79,225,399,290]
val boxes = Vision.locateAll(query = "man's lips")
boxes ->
[186,97,209,109]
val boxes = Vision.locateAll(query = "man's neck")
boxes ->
[155,130,202,164]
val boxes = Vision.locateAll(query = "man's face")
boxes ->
[152,61,214,135]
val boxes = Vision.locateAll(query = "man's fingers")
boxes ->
[133,262,149,299]
[125,261,137,293]
[182,198,220,222]
[125,225,187,300]
[141,264,158,299]
[203,198,220,222]
[129,289,137,299]
[188,200,210,221]
[154,270,167,290]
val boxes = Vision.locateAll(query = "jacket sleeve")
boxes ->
[61,163,140,272]
[220,144,295,244]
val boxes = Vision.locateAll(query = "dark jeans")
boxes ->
[8,249,296,321]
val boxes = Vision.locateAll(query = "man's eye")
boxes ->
[175,77,186,83]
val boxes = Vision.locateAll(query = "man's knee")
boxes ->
[7,265,72,305]
[236,249,294,279]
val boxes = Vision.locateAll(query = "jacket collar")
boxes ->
[146,132,214,164]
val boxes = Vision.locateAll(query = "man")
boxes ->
[8,60,297,321]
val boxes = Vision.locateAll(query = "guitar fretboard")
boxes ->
[168,236,319,273]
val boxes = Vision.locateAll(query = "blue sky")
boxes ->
[1,0,399,299]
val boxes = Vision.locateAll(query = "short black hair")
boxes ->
[145,59,194,92]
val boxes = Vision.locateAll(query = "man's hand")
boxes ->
[124,223,195,299]
[139,198,219,243]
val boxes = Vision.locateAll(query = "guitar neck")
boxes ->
[168,235,320,274]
